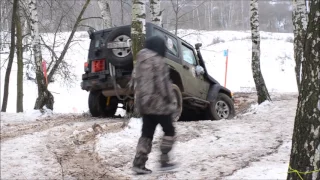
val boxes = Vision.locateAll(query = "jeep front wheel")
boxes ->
[171,84,183,122]
[208,93,235,120]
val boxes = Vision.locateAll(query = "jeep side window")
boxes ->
[181,44,197,65]
[153,29,178,57]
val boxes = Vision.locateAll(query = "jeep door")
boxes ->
[179,42,210,99]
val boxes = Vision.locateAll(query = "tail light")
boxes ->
[84,62,89,72]
[92,59,105,73]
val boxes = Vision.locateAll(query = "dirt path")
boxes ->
[91,93,297,180]
[0,113,125,142]
[0,114,128,179]
[1,92,296,179]
[44,119,129,180]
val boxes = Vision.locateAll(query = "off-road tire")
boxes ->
[101,96,118,117]
[208,93,235,120]
[105,26,132,67]
[88,91,101,117]
[88,91,118,117]
[172,84,183,122]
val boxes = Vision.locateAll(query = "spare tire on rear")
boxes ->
[105,26,133,67]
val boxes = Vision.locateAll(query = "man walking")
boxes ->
[131,36,178,174]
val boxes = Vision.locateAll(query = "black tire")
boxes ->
[101,96,119,117]
[88,91,101,117]
[88,91,118,117]
[172,84,183,122]
[105,26,132,67]
[207,93,235,120]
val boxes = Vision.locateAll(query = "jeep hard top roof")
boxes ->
[91,23,195,49]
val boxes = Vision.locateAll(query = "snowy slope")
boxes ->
[94,94,296,179]
[0,93,297,179]
[0,30,296,114]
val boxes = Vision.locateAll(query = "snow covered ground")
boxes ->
[0,93,297,179]
[95,93,296,179]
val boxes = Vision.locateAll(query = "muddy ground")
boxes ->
[0,92,295,179]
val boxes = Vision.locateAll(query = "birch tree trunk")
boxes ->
[120,0,124,25]
[250,0,271,104]
[16,2,23,112]
[28,0,54,110]
[149,0,162,26]
[1,0,18,112]
[131,0,146,64]
[241,0,244,29]
[292,0,308,93]
[287,0,320,179]
[97,0,112,28]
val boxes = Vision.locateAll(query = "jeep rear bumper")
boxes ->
[81,70,112,91]
[81,71,133,97]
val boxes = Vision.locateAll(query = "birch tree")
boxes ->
[131,0,146,64]
[287,0,320,179]
[250,0,271,104]
[149,0,162,26]
[97,0,112,28]
[1,0,18,112]
[28,0,54,110]
[292,0,308,93]
[26,0,91,110]
[16,2,24,112]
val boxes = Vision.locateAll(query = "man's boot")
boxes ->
[132,136,153,174]
[159,136,177,171]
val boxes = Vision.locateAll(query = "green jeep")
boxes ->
[81,23,235,121]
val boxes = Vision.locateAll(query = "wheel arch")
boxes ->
[169,68,184,92]
[207,84,232,102]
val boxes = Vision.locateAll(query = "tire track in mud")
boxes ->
[0,114,123,142]
[44,119,130,180]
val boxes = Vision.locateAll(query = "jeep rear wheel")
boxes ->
[208,93,235,120]
[88,91,101,117]
[88,91,118,117]
[171,84,183,122]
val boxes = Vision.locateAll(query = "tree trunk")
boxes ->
[292,0,308,93]
[175,15,178,35]
[131,0,146,64]
[149,0,162,27]
[250,0,271,104]
[97,0,112,28]
[28,0,54,110]
[121,0,124,25]
[241,0,244,29]
[196,8,201,30]
[16,2,23,113]
[1,0,18,112]
[287,0,320,179]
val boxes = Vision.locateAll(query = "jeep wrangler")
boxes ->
[81,23,235,121]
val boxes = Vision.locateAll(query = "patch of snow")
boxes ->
[243,100,273,115]
[95,97,296,179]
[225,141,292,179]
[0,130,62,179]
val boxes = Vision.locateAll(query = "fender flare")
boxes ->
[206,84,232,102]
[167,65,184,92]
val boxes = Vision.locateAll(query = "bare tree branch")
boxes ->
[80,16,103,22]
[47,0,91,83]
